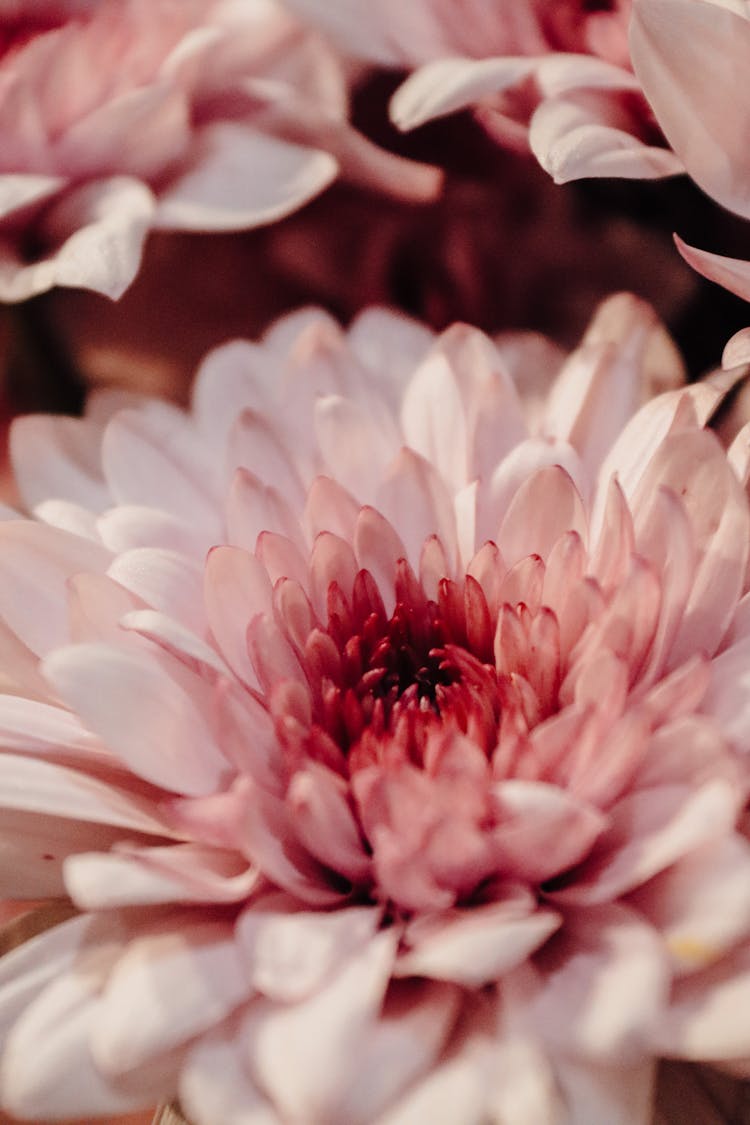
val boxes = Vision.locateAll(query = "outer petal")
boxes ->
[391,56,537,132]
[0,176,155,301]
[675,235,750,303]
[92,919,250,1074]
[531,903,669,1061]
[530,92,683,183]
[631,0,750,218]
[43,643,231,797]
[155,123,338,232]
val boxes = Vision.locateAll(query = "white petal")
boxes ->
[93,919,250,1073]
[396,900,561,986]
[241,929,398,1123]
[236,899,380,1002]
[0,176,155,302]
[391,56,537,131]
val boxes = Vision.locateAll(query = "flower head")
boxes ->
[0,297,750,1122]
[0,0,439,302]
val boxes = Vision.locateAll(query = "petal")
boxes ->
[108,547,206,636]
[532,903,669,1061]
[43,643,230,797]
[391,56,537,131]
[630,835,750,974]
[10,413,109,513]
[529,92,683,183]
[0,520,110,655]
[204,546,272,688]
[491,780,606,883]
[180,1016,276,1125]
[155,123,338,231]
[65,843,259,910]
[631,0,750,218]
[497,465,587,567]
[93,919,249,1074]
[396,899,561,986]
[236,898,380,1003]
[553,780,738,904]
[656,942,750,1060]
[675,235,750,303]
[377,448,458,570]
[0,176,155,302]
[101,405,218,530]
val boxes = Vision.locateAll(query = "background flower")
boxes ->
[0,0,439,303]
[0,298,748,1122]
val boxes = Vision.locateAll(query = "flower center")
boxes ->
[304,558,503,773]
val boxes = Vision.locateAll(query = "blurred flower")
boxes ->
[0,0,439,303]
[286,0,683,184]
[0,298,750,1123]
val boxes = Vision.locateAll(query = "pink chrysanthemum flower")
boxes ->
[0,0,438,303]
[1,297,750,1123]
[286,0,684,184]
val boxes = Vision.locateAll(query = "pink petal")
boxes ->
[0,752,169,835]
[631,0,750,218]
[93,919,249,1074]
[491,780,606,882]
[1,961,178,1119]
[0,521,110,655]
[553,779,738,904]
[724,326,750,369]
[531,903,668,1060]
[377,447,461,571]
[225,467,303,553]
[43,643,231,797]
[529,92,683,183]
[675,235,750,303]
[631,834,750,974]
[155,123,338,231]
[656,941,750,1060]
[497,465,587,567]
[287,765,371,882]
[180,1016,277,1125]
[204,545,272,687]
[101,405,218,530]
[10,413,109,513]
[236,897,380,1002]
[97,504,212,559]
[391,56,537,132]
[315,395,398,503]
[0,173,63,221]
[396,899,561,986]
[304,475,361,543]
[108,547,206,637]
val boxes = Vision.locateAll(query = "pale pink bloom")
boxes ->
[286,0,683,183]
[0,0,439,303]
[0,297,750,1123]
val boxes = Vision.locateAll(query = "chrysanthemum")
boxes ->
[0,0,438,302]
[1,297,750,1123]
